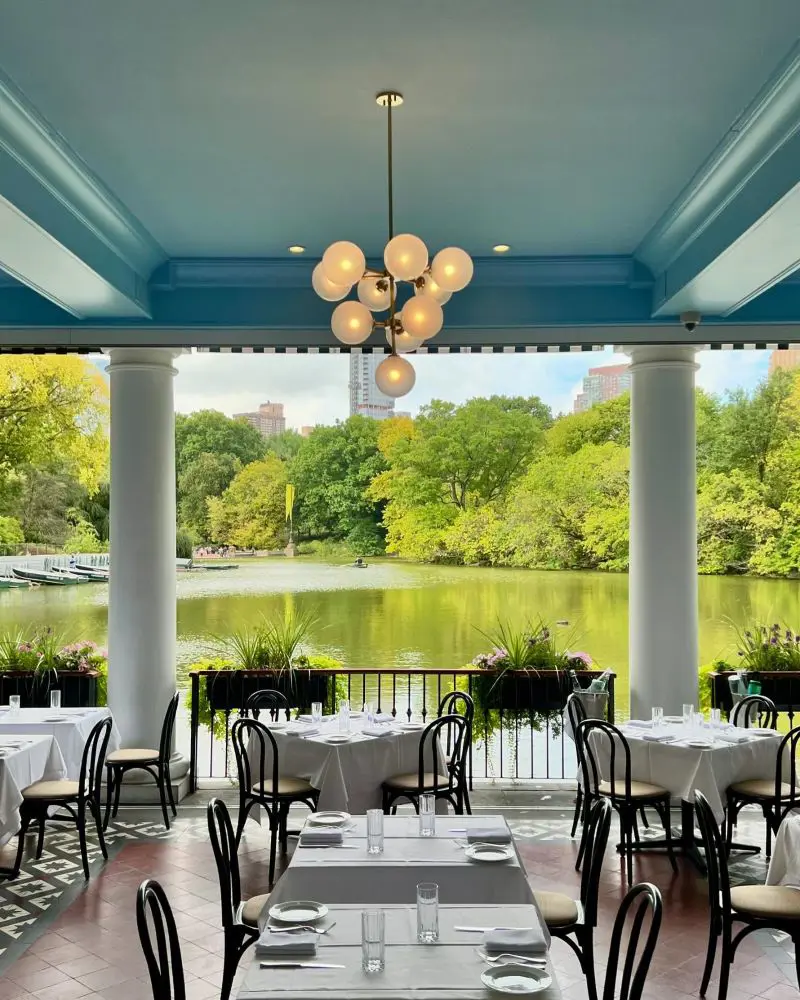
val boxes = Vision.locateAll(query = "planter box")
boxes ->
[470,669,604,715]
[0,670,98,708]
[710,671,800,715]
[203,669,331,714]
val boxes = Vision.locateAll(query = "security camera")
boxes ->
[680,311,701,333]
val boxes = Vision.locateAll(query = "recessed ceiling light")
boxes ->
[288,245,306,254]
[493,244,511,253]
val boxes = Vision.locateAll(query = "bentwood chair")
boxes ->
[137,879,186,1000]
[731,694,777,730]
[14,716,112,880]
[231,718,319,885]
[245,688,290,721]
[438,691,474,814]
[208,798,269,1000]
[104,691,179,831]
[725,725,800,860]
[695,790,800,1000]
[534,798,611,1000]
[578,718,677,885]
[382,713,469,815]
[602,883,663,1000]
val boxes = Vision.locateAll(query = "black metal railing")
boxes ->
[189,668,615,791]
[710,670,800,729]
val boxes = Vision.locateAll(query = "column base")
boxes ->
[103,753,191,807]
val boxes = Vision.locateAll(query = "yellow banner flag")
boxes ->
[285,483,296,522]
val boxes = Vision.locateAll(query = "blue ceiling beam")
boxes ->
[638,42,800,318]
[0,70,164,319]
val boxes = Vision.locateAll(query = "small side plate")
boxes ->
[397,722,425,731]
[307,811,351,827]
[686,739,714,749]
[268,900,329,924]
[481,964,552,994]
[465,843,514,863]
[321,733,353,743]
[748,728,778,737]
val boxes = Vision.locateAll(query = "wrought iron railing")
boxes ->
[188,668,615,792]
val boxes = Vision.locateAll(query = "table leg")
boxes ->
[620,800,707,873]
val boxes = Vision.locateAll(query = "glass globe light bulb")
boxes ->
[357,276,391,312]
[385,326,422,354]
[401,295,444,340]
[322,241,366,286]
[431,246,473,292]
[375,354,416,397]
[384,234,428,281]
[331,300,373,345]
[414,273,452,305]
[312,262,350,302]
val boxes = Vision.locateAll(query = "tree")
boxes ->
[0,356,108,492]
[696,470,778,574]
[264,430,305,462]
[546,394,630,456]
[178,452,241,540]
[15,467,84,545]
[206,455,287,549]
[0,516,24,549]
[175,410,265,474]
[291,417,387,552]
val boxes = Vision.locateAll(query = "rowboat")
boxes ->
[12,567,80,586]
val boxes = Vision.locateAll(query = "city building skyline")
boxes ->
[349,353,396,420]
[233,400,286,437]
[768,348,800,374]
[573,363,631,413]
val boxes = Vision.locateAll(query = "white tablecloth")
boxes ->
[767,811,800,886]
[238,904,558,1000]
[590,722,783,820]
[269,815,533,907]
[246,716,446,814]
[0,708,120,780]
[0,735,66,844]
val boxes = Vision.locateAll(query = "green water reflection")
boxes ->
[0,558,796,712]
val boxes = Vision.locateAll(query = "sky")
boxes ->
[167,347,771,429]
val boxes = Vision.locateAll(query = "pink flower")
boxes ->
[571,651,593,666]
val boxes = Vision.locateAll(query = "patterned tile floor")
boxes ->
[0,796,794,1000]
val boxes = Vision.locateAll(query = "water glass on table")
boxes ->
[8,695,19,716]
[682,703,695,729]
[710,708,722,726]
[311,701,322,726]
[50,689,61,713]
[363,701,375,726]
[419,792,435,837]
[367,808,384,855]
[362,910,385,973]
[338,698,350,734]
[651,706,663,729]
[417,882,439,943]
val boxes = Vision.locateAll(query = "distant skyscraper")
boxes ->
[349,354,396,420]
[573,363,631,413]
[234,401,286,437]
[769,349,800,374]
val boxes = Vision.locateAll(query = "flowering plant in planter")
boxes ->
[0,628,107,706]
[732,622,800,672]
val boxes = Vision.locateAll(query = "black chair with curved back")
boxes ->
[14,716,112,880]
[438,691,474,814]
[208,798,269,1000]
[695,790,800,1000]
[245,688,290,722]
[725,725,800,860]
[731,694,777,730]
[578,718,677,885]
[231,717,319,885]
[533,797,611,1000]
[382,713,469,814]
[104,691,180,831]
[601,883,663,1000]
[137,879,186,1000]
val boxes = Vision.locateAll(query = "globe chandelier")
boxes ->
[312,91,473,398]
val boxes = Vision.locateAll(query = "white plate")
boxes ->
[465,843,514,863]
[265,721,288,731]
[307,811,351,827]
[321,733,353,743]
[748,728,777,737]
[268,900,329,924]
[44,717,70,723]
[663,716,683,724]
[397,722,425,731]
[685,739,714,749]
[481,964,552,994]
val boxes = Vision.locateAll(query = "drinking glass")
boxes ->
[50,689,61,713]
[682,703,694,728]
[9,695,20,716]
[311,701,322,726]
[651,706,663,729]
[339,698,350,734]
[362,910,385,972]
[710,708,722,726]
[419,793,435,837]
[366,808,384,855]
[363,702,375,726]
[694,712,705,732]
[416,882,439,943]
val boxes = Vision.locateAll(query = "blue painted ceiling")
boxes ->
[0,0,798,259]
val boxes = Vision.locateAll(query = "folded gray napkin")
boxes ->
[299,828,344,846]
[483,926,547,954]
[626,719,652,728]
[362,725,394,737]
[467,826,511,844]
[255,930,318,956]
[642,731,676,742]
[289,725,320,736]
[375,712,395,723]
[718,730,751,744]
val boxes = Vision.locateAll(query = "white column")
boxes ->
[626,345,700,718]
[107,348,179,749]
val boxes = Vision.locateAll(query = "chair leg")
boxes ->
[13,808,31,876]
[35,813,46,859]
[91,799,108,860]
[103,765,114,831]
[765,808,773,861]
[575,794,593,870]
[268,812,279,887]
[661,800,678,874]
[700,922,718,997]
[793,933,800,993]
[157,767,170,830]
[112,766,123,819]
[221,929,241,1000]
[581,927,598,1000]
[279,803,289,855]
[77,804,90,880]
[718,926,732,1000]
[165,764,177,818]
[462,781,472,816]
[570,786,583,839]
[234,795,250,847]
[639,806,649,829]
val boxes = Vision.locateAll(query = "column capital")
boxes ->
[621,344,700,373]
[103,346,182,375]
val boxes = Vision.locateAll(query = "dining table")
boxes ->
[590,718,784,871]
[268,814,534,907]
[245,714,448,815]
[0,707,121,780]
[767,810,800,886]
